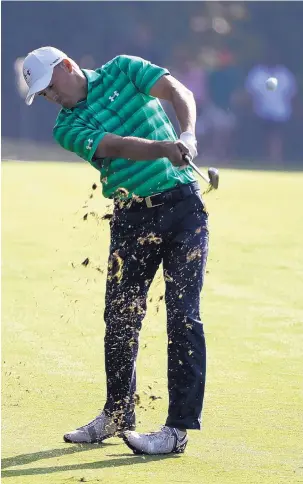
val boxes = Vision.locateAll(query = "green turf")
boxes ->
[2,162,302,483]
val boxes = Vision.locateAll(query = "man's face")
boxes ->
[38,62,79,108]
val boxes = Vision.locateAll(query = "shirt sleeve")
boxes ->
[114,55,169,95]
[53,123,108,162]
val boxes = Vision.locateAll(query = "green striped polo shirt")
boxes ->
[53,55,195,198]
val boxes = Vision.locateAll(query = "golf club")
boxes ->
[183,154,219,193]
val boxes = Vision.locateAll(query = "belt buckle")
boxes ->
[145,192,163,208]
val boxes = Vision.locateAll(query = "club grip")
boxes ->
[182,154,191,164]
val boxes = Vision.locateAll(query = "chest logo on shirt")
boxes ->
[109,91,119,102]
[86,139,93,150]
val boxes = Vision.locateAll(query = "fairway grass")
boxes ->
[2,162,302,483]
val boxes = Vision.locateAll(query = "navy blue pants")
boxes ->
[103,182,209,430]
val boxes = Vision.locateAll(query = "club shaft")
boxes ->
[187,159,210,184]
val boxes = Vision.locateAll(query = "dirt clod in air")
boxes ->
[101,213,113,221]
[116,187,129,197]
[107,251,124,283]
[138,233,162,246]
[149,395,162,401]
[164,270,173,282]
[115,187,133,209]
[186,248,201,262]
[132,193,144,203]
[128,298,145,315]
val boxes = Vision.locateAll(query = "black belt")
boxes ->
[114,182,200,210]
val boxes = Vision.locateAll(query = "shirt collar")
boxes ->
[82,68,100,87]
[62,69,101,112]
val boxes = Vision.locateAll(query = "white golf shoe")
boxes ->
[64,410,135,444]
[122,425,188,455]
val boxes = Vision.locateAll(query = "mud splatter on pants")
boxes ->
[103,183,209,430]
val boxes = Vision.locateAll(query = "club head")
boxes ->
[208,167,219,190]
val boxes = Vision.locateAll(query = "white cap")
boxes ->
[23,46,67,105]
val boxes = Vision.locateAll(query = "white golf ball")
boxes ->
[266,77,278,91]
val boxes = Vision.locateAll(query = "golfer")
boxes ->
[22,46,209,455]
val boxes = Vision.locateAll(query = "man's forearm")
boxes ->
[149,74,197,135]
[170,85,196,135]
[95,133,171,160]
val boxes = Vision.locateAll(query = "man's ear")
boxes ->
[62,58,73,73]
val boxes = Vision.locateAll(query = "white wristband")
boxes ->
[179,132,198,159]
[180,131,196,146]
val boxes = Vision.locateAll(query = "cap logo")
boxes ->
[23,68,31,83]
[50,57,61,66]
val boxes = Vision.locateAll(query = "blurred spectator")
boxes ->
[245,50,297,164]
[163,47,207,138]
[197,49,241,162]
[127,24,163,65]
[3,1,303,166]
[171,47,207,115]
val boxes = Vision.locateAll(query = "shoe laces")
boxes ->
[77,413,105,430]
[145,426,174,442]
